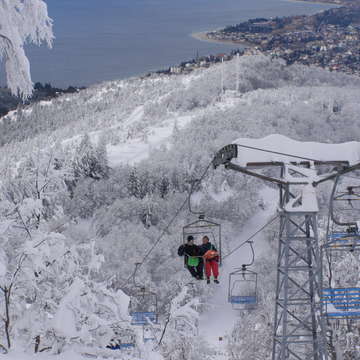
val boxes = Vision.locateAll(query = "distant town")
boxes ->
[149,2,360,77]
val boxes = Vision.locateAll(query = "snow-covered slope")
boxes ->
[1,54,360,170]
[1,55,360,359]
[198,187,277,355]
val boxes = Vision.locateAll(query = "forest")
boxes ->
[0,55,360,359]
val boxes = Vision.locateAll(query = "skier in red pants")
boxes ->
[199,236,219,284]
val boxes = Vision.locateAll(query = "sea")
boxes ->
[24,0,334,88]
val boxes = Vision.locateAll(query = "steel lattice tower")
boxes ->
[272,183,325,360]
[212,143,358,360]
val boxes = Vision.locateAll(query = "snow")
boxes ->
[207,181,234,202]
[198,186,278,355]
[0,110,18,124]
[87,86,118,104]
[23,108,33,116]
[124,106,145,127]
[284,184,319,213]
[0,248,7,278]
[114,290,132,318]
[2,350,86,360]
[233,134,360,166]
[39,100,53,107]
[107,115,193,166]
[53,278,81,337]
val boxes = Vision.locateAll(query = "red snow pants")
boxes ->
[205,259,219,279]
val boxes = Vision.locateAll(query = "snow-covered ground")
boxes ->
[107,114,194,166]
[198,186,277,357]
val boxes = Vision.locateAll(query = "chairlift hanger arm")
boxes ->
[313,162,360,187]
[329,175,359,227]
[187,179,205,216]
[214,144,331,185]
[242,241,255,268]
[225,161,288,185]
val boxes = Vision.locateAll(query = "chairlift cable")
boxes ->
[188,179,204,216]
[222,214,279,261]
[123,143,313,311]
[122,159,214,288]
[234,143,322,163]
[124,143,327,287]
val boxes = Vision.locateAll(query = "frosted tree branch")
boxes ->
[0,0,54,99]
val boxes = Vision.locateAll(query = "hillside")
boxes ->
[0,55,360,359]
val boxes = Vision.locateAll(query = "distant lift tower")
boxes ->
[213,139,360,360]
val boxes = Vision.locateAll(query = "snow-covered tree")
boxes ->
[0,0,53,98]
[73,134,109,181]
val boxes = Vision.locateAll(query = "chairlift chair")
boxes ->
[174,316,199,336]
[129,287,158,326]
[329,175,360,227]
[118,329,136,349]
[182,214,222,265]
[228,265,258,310]
[228,240,257,310]
[107,327,136,350]
[143,324,157,342]
[321,245,360,320]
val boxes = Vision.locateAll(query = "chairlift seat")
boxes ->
[130,311,157,325]
[321,287,360,319]
[228,268,258,310]
[328,232,360,240]
[230,295,257,304]
[129,287,158,326]
[326,231,360,249]
[144,338,156,342]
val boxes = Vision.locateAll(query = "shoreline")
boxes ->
[190,31,250,47]
[191,0,339,46]
[284,0,340,6]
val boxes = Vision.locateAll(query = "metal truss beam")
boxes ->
[272,208,326,360]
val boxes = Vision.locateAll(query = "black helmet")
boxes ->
[187,235,194,242]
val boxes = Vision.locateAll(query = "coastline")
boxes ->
[191,31,250,47]
[191,0,339,46]
[284,0,340,6]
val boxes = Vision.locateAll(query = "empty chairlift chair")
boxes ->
[329,176,360,228]
[321,230,360,320]
[321,176,360,320]
[118,329,136,350]
[143,325,157,342]
[228,240,257,310]
[228,265,258,310]
[129,287,158,326]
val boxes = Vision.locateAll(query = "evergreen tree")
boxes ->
[127,167,141,198]
[73,134,109,180]
[159,175,170,198]
[95,135,110,179]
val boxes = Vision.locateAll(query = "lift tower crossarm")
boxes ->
[313,161,360,186]
[224,162,288,186]
[214,143,351,187]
